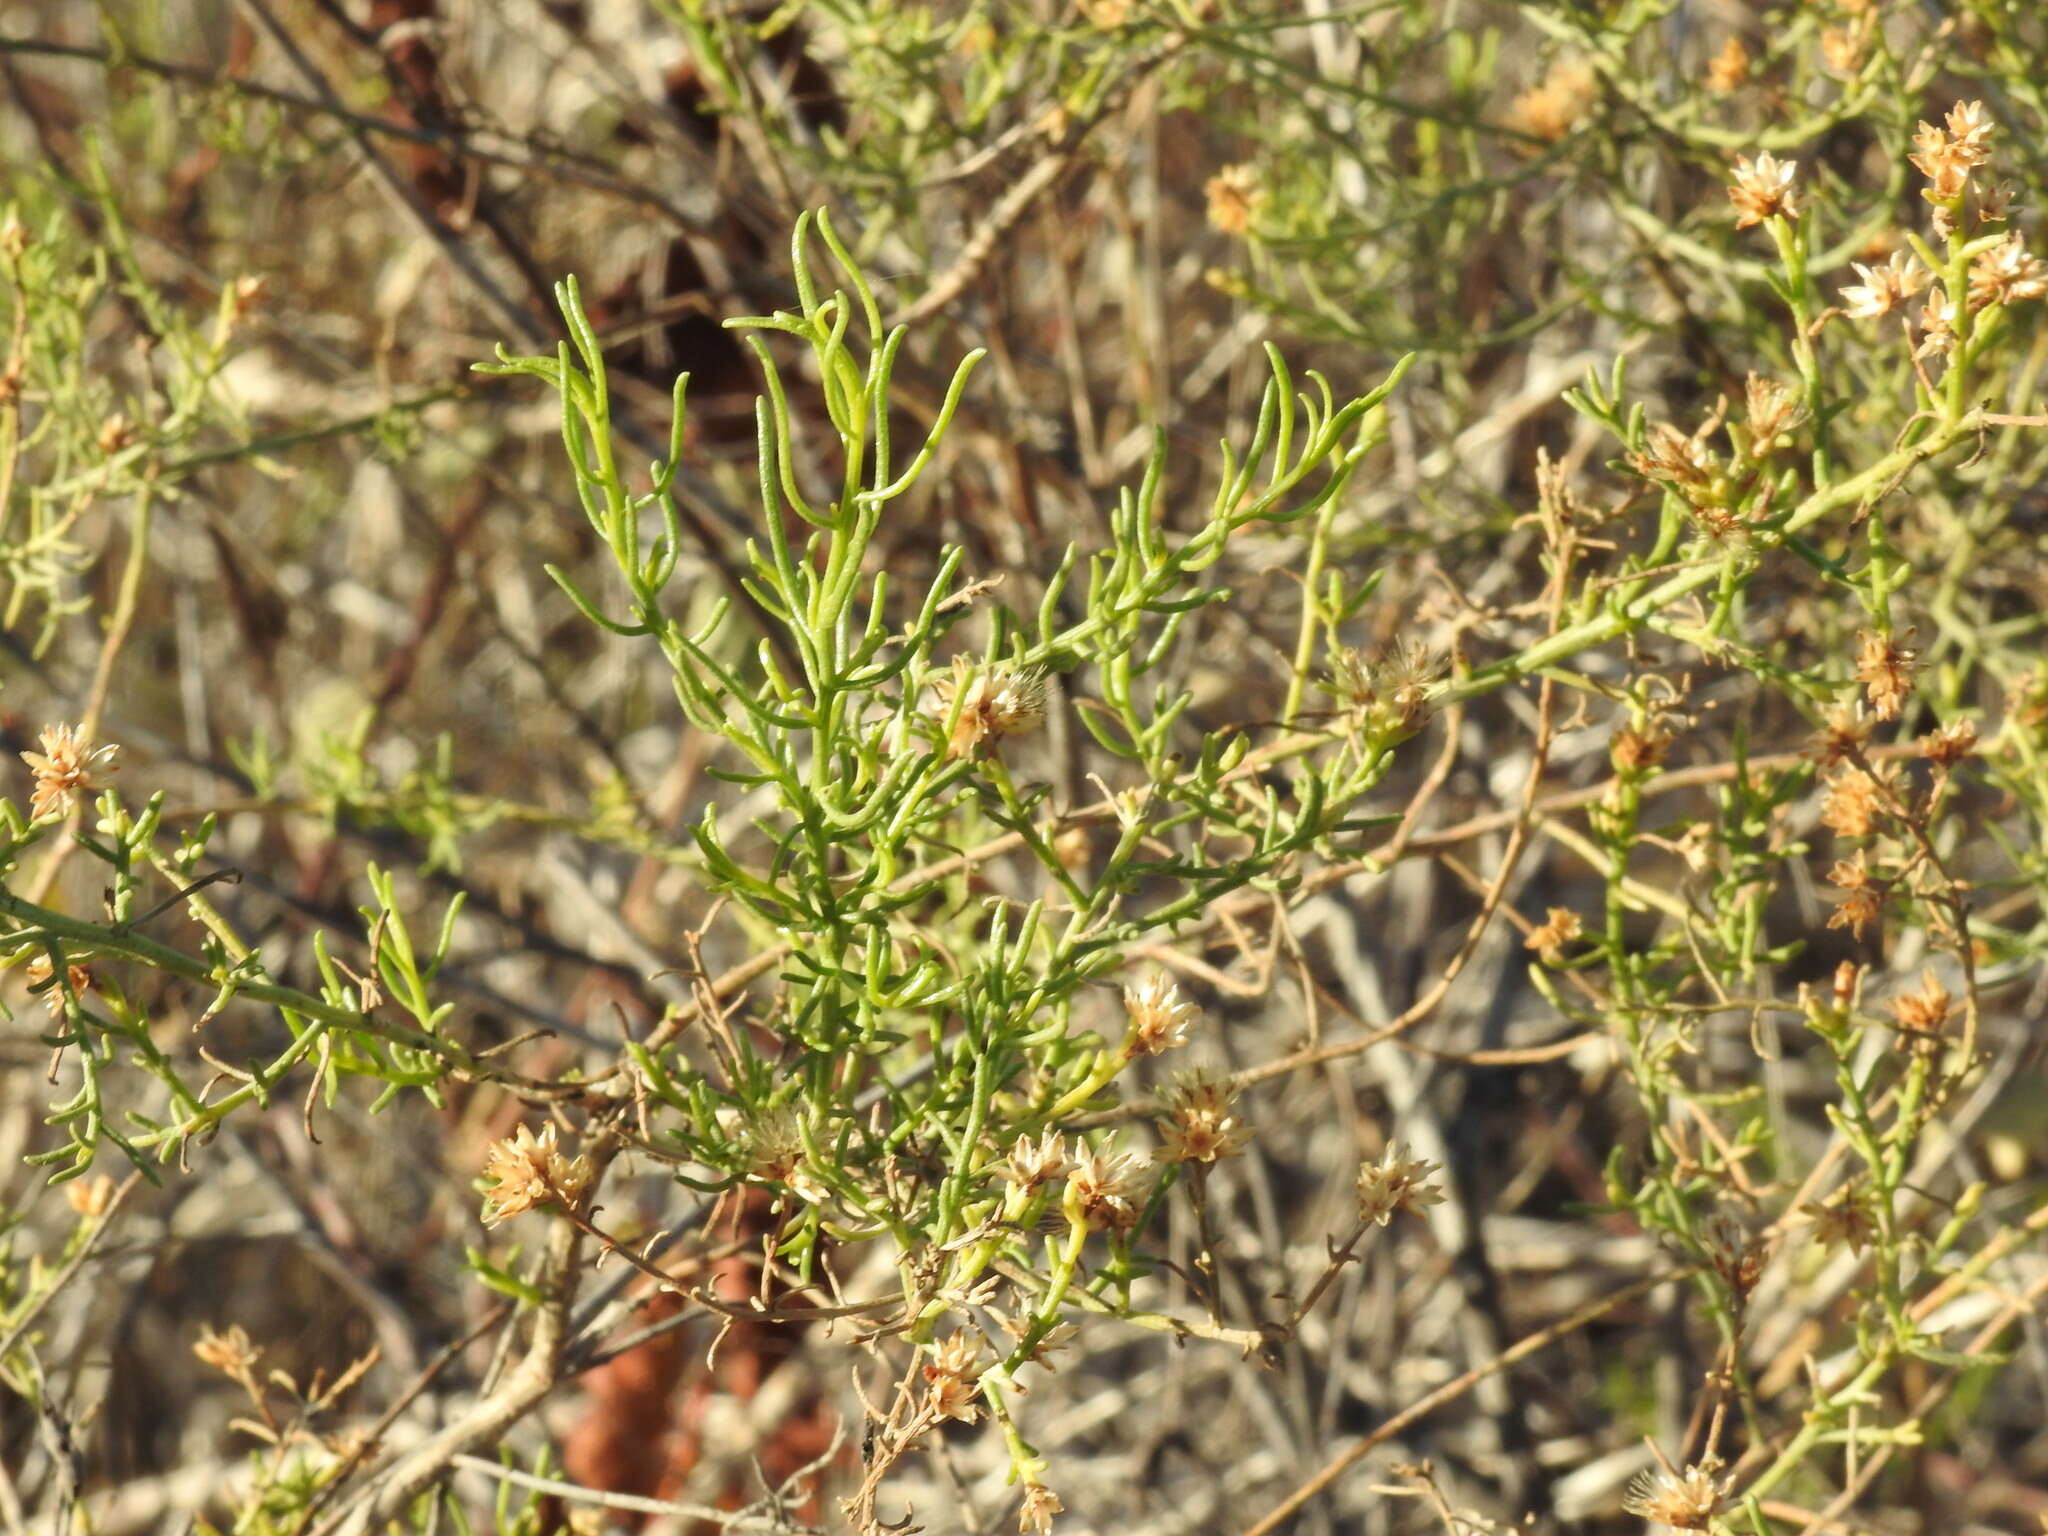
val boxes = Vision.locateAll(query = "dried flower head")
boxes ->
[1728,152,1799,229]
[1355,1140,1446,1227]
[1921,717,1977,767]
[1018,1483,1064,1535]
[1502,59,1596,143]
[922,1330,985,1423]
[21,723,119,819]
[1610,719,1674,775]
[1623,1457,1731,1530]
[64,1173,115,1220]
[1889,967,1954,1042]
[1698,1213,1764,1300]
[1802,1190,1876,1254]
[1818,766,1888,839]
[1910,104,1993,204]
[1066,1145,1152,1232]
[1915,285,1957,358]
[1155,1068,1255,1165]
[193,1323,261,1377]
[96,412,136,456]
[25,954,93,1019]
[1818,24,1864,77]
[1839,251,1931,321]
[1525,907,1583,965]
[1325,642,1443,741]
[932,659,1049,761]
[1705,36,1749,93]
[1204,164,1262,236]
[1123,974,1199,1056]
[1742,373,1805,452]
[1968,233,2048,310]
[1826,854,1883,940]
[481,1121,594,1225]
[1627,421,1714,491]
[740,1106,830,1202]
[1854,629,1918,721]
[1808,704,1869,768]
[1003,1129,1072,1191]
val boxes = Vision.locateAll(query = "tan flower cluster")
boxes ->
[1003,1129,1072,1192]
[1122,973,1198,1056]
[1502,59,1596,143]
[1204,164,1262,236]
[1066,1145,1151,1232]
[1889,967,1954,1044]
[193,1323,262,1377]
[1839,250,1930,321]
[922,1330,985,1423]
[20,723,119,819]
[932,659,1048,761]
[1808,703,1868,768]
[1705,36,1749,94]
[1154,1068,1254,1164]
[1909,100,1995,205]
[1854,629,1918,721]
[1017,1483,1064,1534]
[1355,1140,1446,1227]
[1826,853,1882,940]
[1818,765,1888,838]
[1728,151,1799,229]
[1525,907,1582,965]
[1921,717,1977,767]
[481,1121,594,1225]
[1968,232,2048,310]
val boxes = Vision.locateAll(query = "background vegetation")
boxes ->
[3,2,2048,1533]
